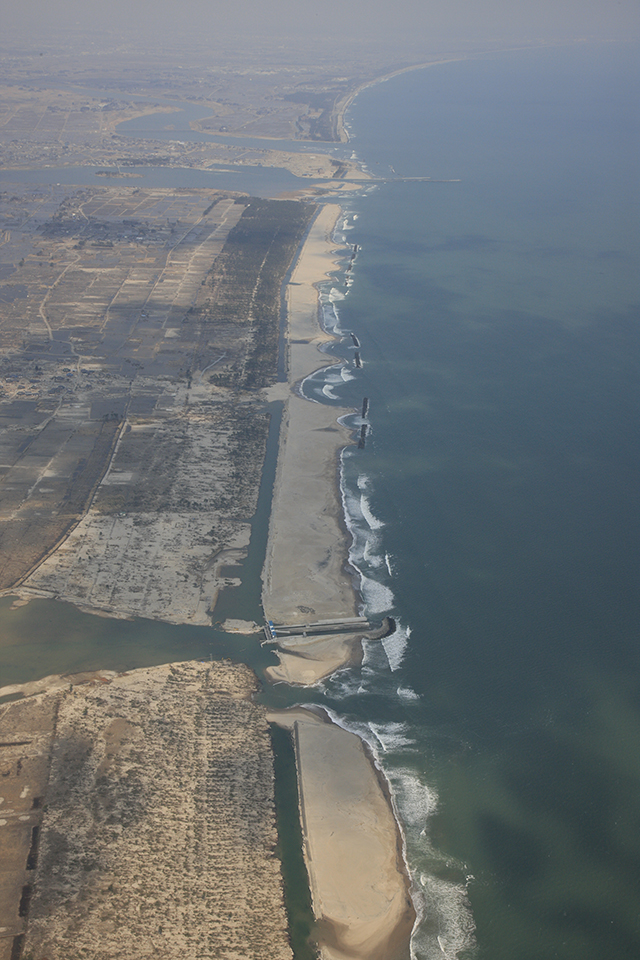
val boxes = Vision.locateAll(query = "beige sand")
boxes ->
[263,396,356,622]
[288,712,414,960]
[264,208,415,959]
[262,204,363,685]
[265,632,362,685]
[3,661,292,960]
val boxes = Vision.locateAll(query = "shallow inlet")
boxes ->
[0,411,319,960]
[0,283,323,960]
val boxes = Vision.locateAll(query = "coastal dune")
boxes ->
[1,662,292,960]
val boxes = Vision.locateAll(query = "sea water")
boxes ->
[1,41,638,960]
[304,42,639,960]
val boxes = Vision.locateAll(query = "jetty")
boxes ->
[336,177,461,184]
[263,616,392,645]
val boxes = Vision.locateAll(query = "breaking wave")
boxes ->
[302,214,477,960]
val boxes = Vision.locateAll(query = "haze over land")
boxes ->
[1,4,638,960]
[3,0,638,45]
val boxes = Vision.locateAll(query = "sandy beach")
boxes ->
[264,207,415,958]
[268,707,415,960]
[262,204,363,684]
[295,719,415,960]
[0,193,415,958]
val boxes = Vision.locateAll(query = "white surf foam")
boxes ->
[414,874,477,960]
[360,637,391,678]
[363,536,383,567]
[360,573,395,615]
[320,671,363,700]
[317,712,475,958]
[360,493,384,530]
[390,766,439,823]
[319,296,345,336]
[375,766,476,960]
[368,721,415,752]
[381,622,410,671]
[299,362,349,402]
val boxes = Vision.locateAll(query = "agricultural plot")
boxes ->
[0,185,314,622]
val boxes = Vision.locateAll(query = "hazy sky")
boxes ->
[4,0,639,46]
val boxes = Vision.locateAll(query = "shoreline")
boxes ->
[0,185,417,956]
[332,58,470,142]
[263,205,416,958]
[268,708,416,960]
[292,717,415,960]
[262,203,362,684]
[332,44,562,142]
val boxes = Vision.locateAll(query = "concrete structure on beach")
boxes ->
[263,205,415,959]
[0,191,416,960]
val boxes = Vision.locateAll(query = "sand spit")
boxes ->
[270,709,415,960]
[264,208,415,958]
[266,630,363,685]
[0,661,292,960]
[262,204,363,684]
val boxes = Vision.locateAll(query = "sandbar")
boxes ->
[262,204,362,684]
[271,709,415,960]
[264,207,415,958]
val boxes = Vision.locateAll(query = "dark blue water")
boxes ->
[304,42,639,959]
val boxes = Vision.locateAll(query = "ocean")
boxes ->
[1,40,638,960]
[302,41,639,960]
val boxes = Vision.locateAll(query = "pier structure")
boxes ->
[263,616,391,645]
